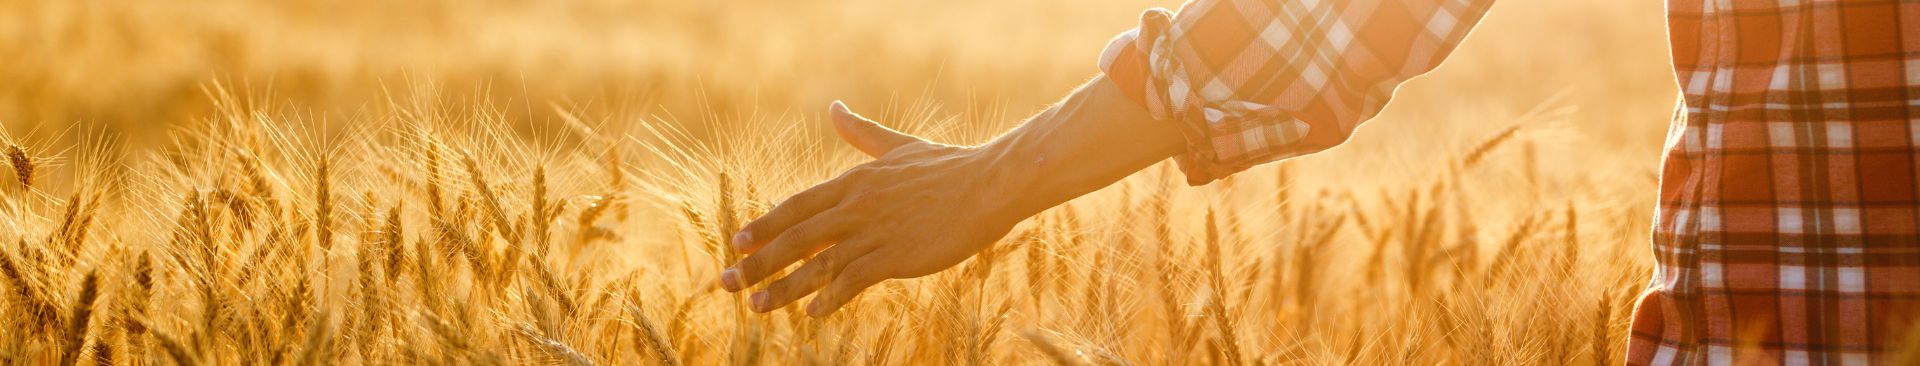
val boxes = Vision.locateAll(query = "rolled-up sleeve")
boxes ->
[1099,0,1496,185]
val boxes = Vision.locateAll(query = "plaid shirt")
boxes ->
[1100,0,1920,364]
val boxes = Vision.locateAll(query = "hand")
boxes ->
[719,77,1185,317]
[720,101,1027,317]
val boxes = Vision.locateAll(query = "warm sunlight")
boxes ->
[3,0,1916,365]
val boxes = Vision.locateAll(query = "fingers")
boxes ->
[830,101,926,158]
[734,184,843,254]
[721,210,848,292]
[806,253,892,317]
[748,240,875,313]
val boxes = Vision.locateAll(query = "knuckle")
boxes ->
[751,258,787,279]
[866,187,906,203]
[803,264,834,286]
[786,222,825,242]
[766,276,797,298]
[840,189,888,208]
[769,266,823,302]
[818,283,848,302]
[825,278,868,303]
[760,195,821,226]
[843,164,905,182]
[812,209,859,231]
[736,257,766,278]
[838,191,870,207]
[840,165,877,181]
[738,220,768,238]
[809,251,847,273]
[812,265,839,285]
[794,185,837,205]
[839,265,878,284]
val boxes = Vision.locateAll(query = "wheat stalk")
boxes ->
[314,158,336,252]
[1020,329,1084,366]
[625,304,681,366]
[517,324,595,366]
[1591,289,1616,365]
[1202,207,1244,366]
[0,52,1663,364]
[146,323,199,366]
[56,271,98,366]
[465,155,521,246]
[6,144,30,189]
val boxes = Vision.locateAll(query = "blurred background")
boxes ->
[1,0,1674,170]
[0,1,1689,363]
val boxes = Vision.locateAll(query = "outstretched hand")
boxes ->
[719,101,1028,317]
[718,77,1183,317]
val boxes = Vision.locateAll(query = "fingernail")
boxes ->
[750,292,771,312]
[731,231,752,251]
[719,269,742,292]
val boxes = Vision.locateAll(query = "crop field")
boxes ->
[0,0,1694,364]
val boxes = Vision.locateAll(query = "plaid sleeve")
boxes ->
[1100,0,1496,185]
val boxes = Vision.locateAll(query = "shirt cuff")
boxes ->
[1097,8,1252,186]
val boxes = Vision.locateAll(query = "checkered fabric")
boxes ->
[1099,0,1494,186]
[1099,0,1920,363]
[1633,1,1920,364]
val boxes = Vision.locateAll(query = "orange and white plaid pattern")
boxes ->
[1099,0,1493,185]
[1635,0,1920,364]
[1100,0,1920,363]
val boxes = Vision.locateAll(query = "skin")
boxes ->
[719,75,1187,317]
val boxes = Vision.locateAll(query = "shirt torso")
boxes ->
[1638,0,1920,363]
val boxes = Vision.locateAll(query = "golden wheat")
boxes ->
[0,98,1665,364]
[0,0,1799,364]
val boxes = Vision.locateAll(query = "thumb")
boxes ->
[829,101,924,158]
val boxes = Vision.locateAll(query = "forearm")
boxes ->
[724,76,1185,315]
[977,75,1185,217]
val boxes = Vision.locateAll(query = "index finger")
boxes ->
[733,181,843,254]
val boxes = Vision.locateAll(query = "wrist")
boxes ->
[969,139,1054,222]
[972,77,1183,221]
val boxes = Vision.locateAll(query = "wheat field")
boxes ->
[0,0,1687,364]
